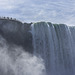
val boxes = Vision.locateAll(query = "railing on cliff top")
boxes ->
[0,17,23,23]
[0,17,33,24]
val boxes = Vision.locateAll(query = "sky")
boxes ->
[0,0,75,25]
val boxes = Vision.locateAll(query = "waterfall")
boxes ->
[31,22,75,75]
[0,19,75,75]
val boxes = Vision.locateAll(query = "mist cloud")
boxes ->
[0,35,46,75]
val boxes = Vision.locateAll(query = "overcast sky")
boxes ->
[0,0,75,25]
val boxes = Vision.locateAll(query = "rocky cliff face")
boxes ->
[0,19,33,53]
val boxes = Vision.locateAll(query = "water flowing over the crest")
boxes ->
[31,22,75,75]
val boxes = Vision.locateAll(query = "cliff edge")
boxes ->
[0,18,33,53]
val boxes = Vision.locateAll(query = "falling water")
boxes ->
[31,22,75,75]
